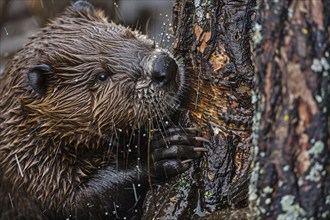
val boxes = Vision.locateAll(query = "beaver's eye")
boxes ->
[97,72,109,82]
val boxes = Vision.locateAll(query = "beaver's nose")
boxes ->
[151,54,178,86]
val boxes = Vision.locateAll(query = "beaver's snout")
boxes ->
[151,54,178,86]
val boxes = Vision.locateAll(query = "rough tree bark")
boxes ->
[143,0,255,219]
[249,0,330,219]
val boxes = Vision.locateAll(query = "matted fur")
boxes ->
[0,2,184,218]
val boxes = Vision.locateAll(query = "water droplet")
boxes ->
[4,27,8,35]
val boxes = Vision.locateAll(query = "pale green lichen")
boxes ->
[252,92,258,104]
[253,22,263,45]
[194,0,202,21]
[194,0,201,7]
[322,211,330,219]
[249,191,258,201]
[323,107,327,113]
[311,56,330,73]
[278,181,284,187]
[305,141,325,182]
[204,191,212,199]
[194,0,212,24]
[263,186,273,194]
[321,57,330,71]
[297,178,304,186]
[309,141,324,157]
[315,95,322,103]
[326,195,330,204]
[311,58,323,72]
[288,8,293,17]
[249,88,261,217]
[283,165,290,172]
[306,162,323,182]
[260,207,266,214]
[277,195,306,220]
[249,161,260,202]
[321,88,326,98]
[265,198,271,205]
[178,172,189,188]
[254,112,261,127]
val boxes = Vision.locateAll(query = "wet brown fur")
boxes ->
[0,3,183,218]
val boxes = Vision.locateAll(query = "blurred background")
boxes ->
[0,0,175,72]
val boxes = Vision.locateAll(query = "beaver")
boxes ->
[0,0,208,219]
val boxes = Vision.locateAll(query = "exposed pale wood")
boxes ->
[143,0,255,218]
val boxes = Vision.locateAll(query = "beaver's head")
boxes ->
[5,1,184,145]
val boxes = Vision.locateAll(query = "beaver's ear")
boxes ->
[72,0,95,13]
[28,64,53,95]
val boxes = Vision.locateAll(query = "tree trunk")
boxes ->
[143,0,255,218]
[249,0,330,219]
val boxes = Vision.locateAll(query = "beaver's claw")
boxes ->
[151,127,209,179]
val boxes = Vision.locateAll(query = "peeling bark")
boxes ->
[143,0,255,218]
[250,0,330,219]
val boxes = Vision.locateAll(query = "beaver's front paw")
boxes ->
[150,127,208,179]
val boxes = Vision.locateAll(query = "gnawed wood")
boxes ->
[143,0,255,218]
